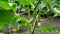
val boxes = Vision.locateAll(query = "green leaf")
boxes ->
[45,0,51,3]
[11,3,17,13]
[0,0,8,2]
[21,6,28,11]
[20,0,27,6]
[39,25,45,31]
[0,33,4,34]
[46,26,60,34]
[0,1,11,10]
[18,17,27,26]
[46,26,56,32]
[0,0,17,13]
[19,0,34,6]
[54,7,60,16]
[26,23,32,31]
[15,14,21,21]
[0,10,16,26]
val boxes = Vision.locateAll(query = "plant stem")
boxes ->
[32,14,39,34]
[32,0,41,34]
[28,5,30,20]
[33,0,41,17]
[32,7,42,34]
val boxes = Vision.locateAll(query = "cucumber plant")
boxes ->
[0,0,60,34]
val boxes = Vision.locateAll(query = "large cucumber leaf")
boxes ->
[0,10,16,26]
